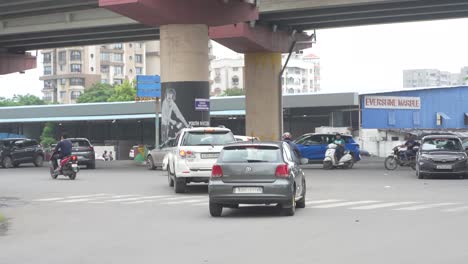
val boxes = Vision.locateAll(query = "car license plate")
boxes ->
[201,153,219,159]
[72,164,78,168]
[233,187,263,194]
[436,164,452,170]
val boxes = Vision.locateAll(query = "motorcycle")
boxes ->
[323,143,354,169]
[49,154,80,180]
[384,146,419,170]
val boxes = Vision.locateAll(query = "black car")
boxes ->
[0,138,45,168]
[69,138,96,169]
[416,135,468,179]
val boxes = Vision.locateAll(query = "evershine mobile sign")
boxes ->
[364,96,421,109]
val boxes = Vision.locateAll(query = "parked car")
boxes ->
[69,138,96,169]
[416,135,468,179]
[146,139,175,170]
[234,135,260,142]
[0,138,44,168]
[208,141,308,217]
[294,133,361,163]
[165,127,236,193]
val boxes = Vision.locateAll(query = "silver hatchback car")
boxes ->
[208,141,308,217]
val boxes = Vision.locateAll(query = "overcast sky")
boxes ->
[2,18,468,98]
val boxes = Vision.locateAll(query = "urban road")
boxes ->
[1,159,468,264]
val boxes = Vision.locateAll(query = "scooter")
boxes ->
[323,143,354,169]
[50,154,80,180]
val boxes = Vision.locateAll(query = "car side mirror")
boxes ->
[465,147,468,153]
[300,158,309,165]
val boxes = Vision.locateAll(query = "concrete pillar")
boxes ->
[244,52,282,141]
[160,24,210,143]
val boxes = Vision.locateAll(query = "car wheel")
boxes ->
[13,162,20,168]
[167,168,174,187]
[209,201,223,217]
[146,156,156,170]
[296,181,306,209]
[87,162,96,169]
[2,156,13,169]
[69,172,77,180]
[384,156,398,170]
[174,176,186,193]
[34,155,44,167]
[281,186,296,216]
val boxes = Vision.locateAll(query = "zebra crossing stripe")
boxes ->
[67,194,108,199]
[105,195,170,202]
[310,201,380,209]
[350,201,421,210]
[442,206,468,212]
[58,198,101,203]
[34,197,65,202]
[162,199,206,205]
[306,199,344,205]
[109,195,138,198]
[394,202,460,211]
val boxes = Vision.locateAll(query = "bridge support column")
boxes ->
[244,52,282,141]
[0,53,36,75]
[160,24,210,142]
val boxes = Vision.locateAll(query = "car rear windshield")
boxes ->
[219,146,282,163]
[422,138,463,151]
[71,140,90,147]
[181,131,234,146]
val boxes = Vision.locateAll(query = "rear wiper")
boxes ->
[247,159,268,163]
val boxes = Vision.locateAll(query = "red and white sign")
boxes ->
[364,96,421,109]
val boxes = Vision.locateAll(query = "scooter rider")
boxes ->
[282,132,302,159]
[334,133,346,162]
[52,133,73,172]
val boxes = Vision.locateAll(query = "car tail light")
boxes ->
[179,150,186,157]
[275,164,289,178]
[71,156,77,161]
[88,146,94,151]
[211,165,223,178]
[179,150,195,158]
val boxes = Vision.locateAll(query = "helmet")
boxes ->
[282,132,292,140]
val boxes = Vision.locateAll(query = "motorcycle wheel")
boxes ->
[50,167,58,179]
[384,156,398,170]
[343,160,354,169]
[323,161,333,170]
[69,172,77,180]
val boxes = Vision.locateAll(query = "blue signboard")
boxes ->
[136,75,161,98]
[195,98,210,111]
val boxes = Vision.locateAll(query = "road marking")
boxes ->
[442,206,468,212]
[310,201,380,208]
[157,196,200,201]
[192,202,209,206]
[109,195,138,198]
[57,198,101,203]
[66,194,108,199]
[34,198,65,202]
[394,203,460,211]
[306,199,344,205]
[162,199,206,205]
[350,201,421,210]
[105,196,170,202]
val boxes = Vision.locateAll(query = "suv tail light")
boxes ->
[88,146,94,151]
[275,164,289,178]
[211,165,223,178]
[179,150,195,158]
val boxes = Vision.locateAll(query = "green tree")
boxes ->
[0,94,45,107]
[76,83,114,103]
[108,79,136,102]
[221,88,245,96]
[40,122,56,147]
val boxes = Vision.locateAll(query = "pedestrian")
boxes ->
[109,151,114,161]
[102,150,109,161]
[282,132,302,160]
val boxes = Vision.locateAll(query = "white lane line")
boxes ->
[105,196,169,202]
[66,194,108,199]
[306,199,344,205]
[310,201,380,209]
[34,198,65,202]
[350,201,421,210]
[57,198,101,203]
[109,195,138,198]
[121,196,199,205]
[394,202,460,211]
[442,206,468,212]
[192,202,209,206]
[157,196,200,201]
[162,199,206,205]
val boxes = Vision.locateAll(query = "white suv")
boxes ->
[164,127,235,193]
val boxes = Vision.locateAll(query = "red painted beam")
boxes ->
[0,53,36,75]
[99,0,258,26]
[210,23,312,53]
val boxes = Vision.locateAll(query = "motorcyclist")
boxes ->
[401,133,417,161]
[334,133,346,161]
[52,133,73,172]
[282,132,302,160]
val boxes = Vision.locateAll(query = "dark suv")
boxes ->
[0,138,45,168]
[69,138,96,169]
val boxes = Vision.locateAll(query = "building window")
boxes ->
[70,78,84,86]
[113,43,123,49]
[135,54,143,63]
[113,53,123,62]
[465,113,468,126]
[58,51,66,64]
[43,93,53,101]
[232,67,239,72]
[70,64,81,73]
[232,76,239,86]
[114,66,123,76]
[214,76,221,84]
[129,56,133,61]
[129,43,133,48]
[44,80,53,89]
[70,50,81,61]
[90,53,94,59]
[101,65,109,73]
[101,79,108,84]
[71,91,81,100]
[436,112,450,126]
[60,79,67,85]
[101,52,110,61]
[44,66,52,75]
[60,91,66,100]
[287,77,294,84]
[114,79,123,85]
[43,53,51,63]
[129,69,133,74]
[388,111,396,126]
[136,67,143,75]
[90,67,94,72]
[215,69,221,76]
[60,65,64,71]
[135,42,143,48]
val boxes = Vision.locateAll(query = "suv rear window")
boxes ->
[70,140,90,147]
[181,131,234,146]
[220,146,281,163]
[422,138,463,151]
